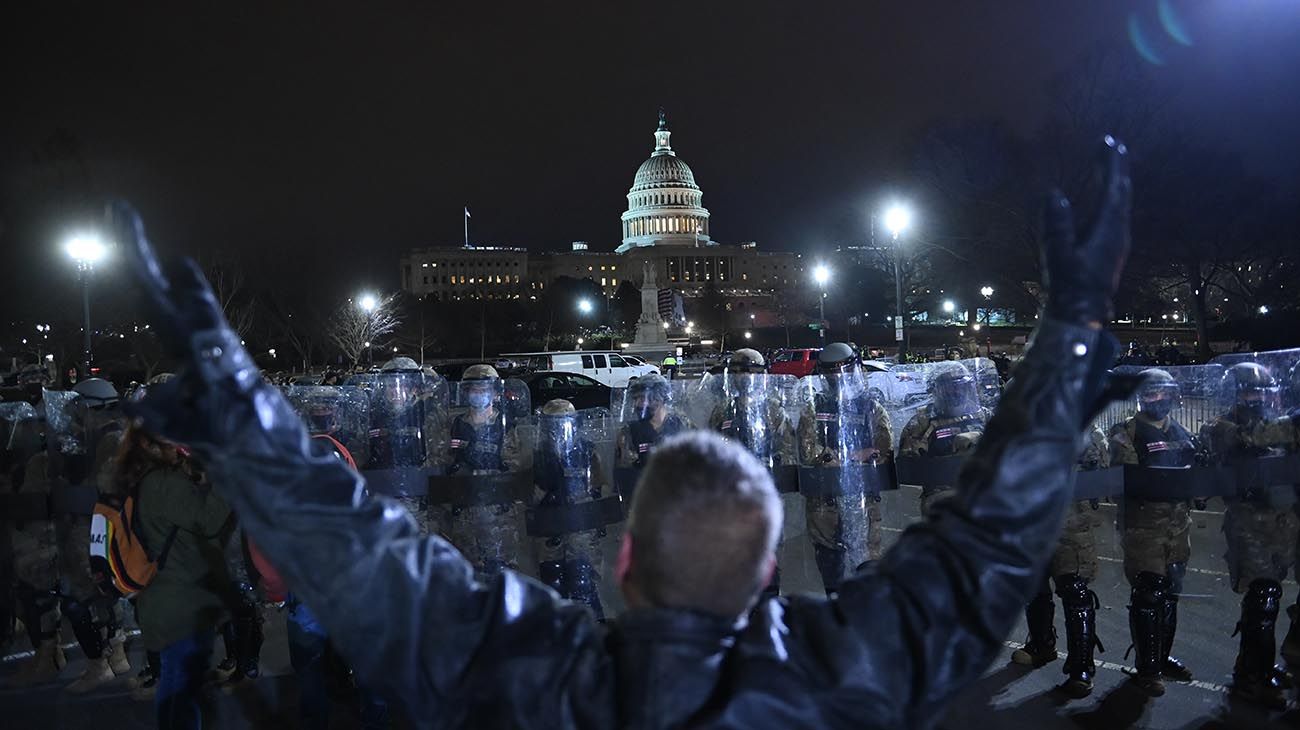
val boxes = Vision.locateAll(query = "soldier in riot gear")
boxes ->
[1200,361,1294,708]
[530,399,610,618]
[706,349,795,599]
[614,374,691,472]
[443,365,526,577]
[1108,368,1196,697]
[899,361,991,516]
[798,343,893,594]
[366,360,445,535]
[1011,426,1109,698]
[2,405,66,683]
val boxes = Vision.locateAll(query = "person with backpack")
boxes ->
[111,424,234,729]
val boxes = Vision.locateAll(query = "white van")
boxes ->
[503,350,658,388]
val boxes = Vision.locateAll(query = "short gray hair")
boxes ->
[628,431,783,617]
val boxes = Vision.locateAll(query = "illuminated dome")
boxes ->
[618,110,712,254]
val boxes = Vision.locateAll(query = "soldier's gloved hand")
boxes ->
[1042,136,1132,328]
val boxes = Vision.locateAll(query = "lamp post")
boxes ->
[883,204,912,359]
[813,264,830,341]
[358,293,378,368]
[65,234,108,378]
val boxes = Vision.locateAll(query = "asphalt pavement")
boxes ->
[2,488,1296,729]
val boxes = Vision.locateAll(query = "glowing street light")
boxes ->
[942,299,956,314]
[1259,305,1270,315]
[812,264,831,341]
[65,232,110,378]
[358,293,378,313]
[744,331,753,340]
[578,298,594,315]
[980,286,994,299]
[882,202,914,358]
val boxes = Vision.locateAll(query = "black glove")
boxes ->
[1042,136,1132,328]
[109,202,265,449]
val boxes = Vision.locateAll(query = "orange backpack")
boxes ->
[89,487,178,599]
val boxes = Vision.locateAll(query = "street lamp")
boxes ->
[65,233,108,378]
[358,293,379,367]
[578,298,593,315]
[744,331,752,340]
[942,299,956,316]
[980,286,994,299]
[813,264,830,341]
[883,203,912,358]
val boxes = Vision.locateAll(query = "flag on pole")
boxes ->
[464,206,471,219]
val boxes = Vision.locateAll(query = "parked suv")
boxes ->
[768,348,821,378]
[502,350,657,388]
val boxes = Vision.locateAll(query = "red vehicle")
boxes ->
[768,348,821,377]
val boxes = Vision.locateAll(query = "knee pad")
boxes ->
[1131,571,1168,608]
[1243,578,1283,619]
[1055,574,1091,608]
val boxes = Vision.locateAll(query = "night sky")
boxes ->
[4,1,1300,321]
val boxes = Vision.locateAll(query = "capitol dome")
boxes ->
[618,111,712,254]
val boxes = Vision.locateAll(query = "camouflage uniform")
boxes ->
[1050,428,1110,581]
[1202,414,1298,593]
[11,449,62,655]
[532,409,609,618]
[798,394,893,570]
[707,396,796,468]
[443,410,526,576]
[366,386,446,536]
[899,407,991,516]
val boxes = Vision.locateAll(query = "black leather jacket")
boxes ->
[177,318,1115,729]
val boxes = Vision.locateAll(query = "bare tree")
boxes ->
[326,293,401,370]
[266,292,320,373]
[205,258,257,338]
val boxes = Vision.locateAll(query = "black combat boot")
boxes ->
[538,561,566,595]
[1127,571,1166,697]
[1057,575,1103,698]
[564,559,605,621]
[1281,602,1300,670]
[1231,578,1287,710]
[1011,587,1057,668]
[813,544,846,597]
[1160,591,1192,682]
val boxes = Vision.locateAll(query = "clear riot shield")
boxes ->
[1,402,45,523]
[894,359,996,517]
[1201,350,1300,598]
[610,378,696,503]
[526,407,621,619]
[429,378,532,578]
[285,385,373,468]
[357,373,448,517]
[41,390,122,515]
[791,371,897,595]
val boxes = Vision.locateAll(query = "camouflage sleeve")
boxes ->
[797,403,820,464]
[1199,418,1236,458]
[614,424,635,468]
[1108,421,1137,465]
[707,404,725,431]
[1245,417,1299,450]
[872,400,894,461]
[774,409,797,466]
[899,414,928,457]
[501,425,524,472]
[1077,426,1109,470]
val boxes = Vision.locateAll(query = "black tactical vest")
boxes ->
[627,414,687,468]
[926,412,984,458]
[450,415,505,471]
[1132,417,1195,468]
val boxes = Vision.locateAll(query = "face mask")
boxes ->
[1142,398,1173,420]
[1238,401,1265,423]
[467,391,493,409]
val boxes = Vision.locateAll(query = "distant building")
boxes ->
[399,113,803,318]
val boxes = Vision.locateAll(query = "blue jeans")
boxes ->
[156,631,215,730]
[288,594,389,730]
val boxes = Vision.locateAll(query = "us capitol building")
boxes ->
[399,112,805,325]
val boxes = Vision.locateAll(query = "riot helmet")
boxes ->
[1222,362,1279,424]
[305,393,340,435]
[817,342,859,375]
[927,361,978,418]
[73,378,120,408]
[1136,368,1180,421]
[462,364,501,411]
[727,348,766,397]
[381,356,420,372]
[627,373,671,420]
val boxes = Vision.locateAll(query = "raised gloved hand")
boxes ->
[107,202,274,450]
[1042,136,1132,328]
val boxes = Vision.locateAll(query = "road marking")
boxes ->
[1002,640,1229,694]
[2,629,142,664]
